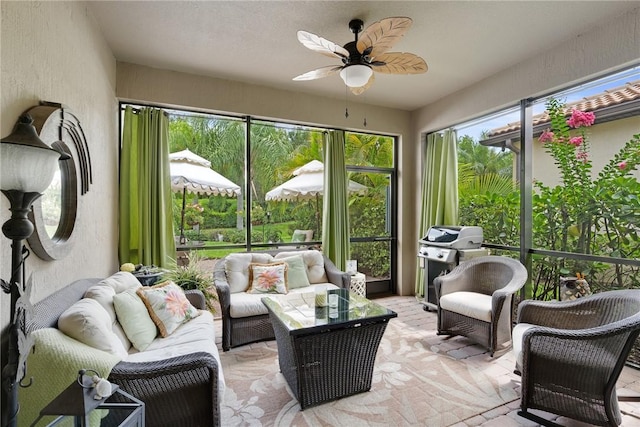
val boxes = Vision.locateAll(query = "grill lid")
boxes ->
[423,226,462,244]
[419,225,483,249]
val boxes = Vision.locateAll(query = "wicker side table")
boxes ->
[349,272,366,297]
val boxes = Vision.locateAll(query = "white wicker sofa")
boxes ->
[23,272,224,427]
[214,249,350,351]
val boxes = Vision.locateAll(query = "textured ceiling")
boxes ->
[88,1,640,111]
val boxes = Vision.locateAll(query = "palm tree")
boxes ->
[457,135,512,176]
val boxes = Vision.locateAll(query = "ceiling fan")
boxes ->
[293,17,428,95]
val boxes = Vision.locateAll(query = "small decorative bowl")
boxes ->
[132,268,164,286]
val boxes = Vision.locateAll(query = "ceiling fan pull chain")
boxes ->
[345,85,349,118]
[363,94,367,127]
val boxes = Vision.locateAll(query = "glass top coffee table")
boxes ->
[262,289,397,409]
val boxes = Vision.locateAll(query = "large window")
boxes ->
[345,132,396,294]
[133,108,398,295]
[455,107,520,247]
[448,65,640,300]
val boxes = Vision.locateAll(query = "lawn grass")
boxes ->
[179,221,301,259]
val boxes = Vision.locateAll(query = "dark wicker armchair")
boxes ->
[513,290,640,427]
[434,255,528,356]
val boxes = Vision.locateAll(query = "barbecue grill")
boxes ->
[418,225,489,311]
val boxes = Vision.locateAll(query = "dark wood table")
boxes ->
[262,289,397,409]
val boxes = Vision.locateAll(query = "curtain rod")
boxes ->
[120,104,168,117]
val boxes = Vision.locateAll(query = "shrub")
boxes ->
[163,251,217,313]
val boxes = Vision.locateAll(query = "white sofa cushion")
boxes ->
[84,284,131,351]
[98,271,142,293]
[58,298,129,359]
[229,292,272,317]
[125,310,225,397]
[439,291,492,322]
[230,282,339,318]
[274,250,328,284]
[225,253,274,293]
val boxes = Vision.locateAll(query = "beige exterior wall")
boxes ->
[1,2,118,329]
[533,116,640,187]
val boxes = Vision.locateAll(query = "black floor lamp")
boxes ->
[1,114,69,427]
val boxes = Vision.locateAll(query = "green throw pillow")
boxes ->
[113,289,157,351]
[273,255,310,289]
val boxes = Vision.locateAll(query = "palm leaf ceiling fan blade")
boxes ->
[357,17,413,58]
[293,65,343,81]
[372,52,428,74]
[293,16,427,94]
[297,30,349,59]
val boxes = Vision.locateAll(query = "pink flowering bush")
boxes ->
[566,109,596,128]
[532,98,640,296]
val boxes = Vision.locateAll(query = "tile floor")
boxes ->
[213,294,640,426]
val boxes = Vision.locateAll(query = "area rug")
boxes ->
[218,305,521,426]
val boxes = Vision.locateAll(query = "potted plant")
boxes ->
[184,203,204,229]
[163,251,218,313]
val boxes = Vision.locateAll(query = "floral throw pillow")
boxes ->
[247,262,288,294]
[136,281,200,337]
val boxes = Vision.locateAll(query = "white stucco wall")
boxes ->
[1,1,118,329]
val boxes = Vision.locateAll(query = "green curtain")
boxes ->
[322,130,350,271]
[415,129,459,298]
[119,106,175,267]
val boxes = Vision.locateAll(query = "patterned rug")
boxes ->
[218,297,522,426]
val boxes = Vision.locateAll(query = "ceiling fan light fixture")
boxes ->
[340,64,372,88]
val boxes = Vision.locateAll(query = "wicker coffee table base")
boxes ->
[269,314,390,410]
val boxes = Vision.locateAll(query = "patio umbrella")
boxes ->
[265,160,367,234]
[169,149,241,244]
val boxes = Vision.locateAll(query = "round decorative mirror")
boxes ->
[25,104,85,260]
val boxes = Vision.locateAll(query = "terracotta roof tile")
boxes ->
[487,80,640,137]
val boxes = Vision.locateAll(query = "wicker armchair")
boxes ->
[434,256,528,356]
[513,290,640,427]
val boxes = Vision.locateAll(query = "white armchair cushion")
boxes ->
[439,291,492,322]
[225,253,274,293]
[511,322,535,368]
[58,298,129,359]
